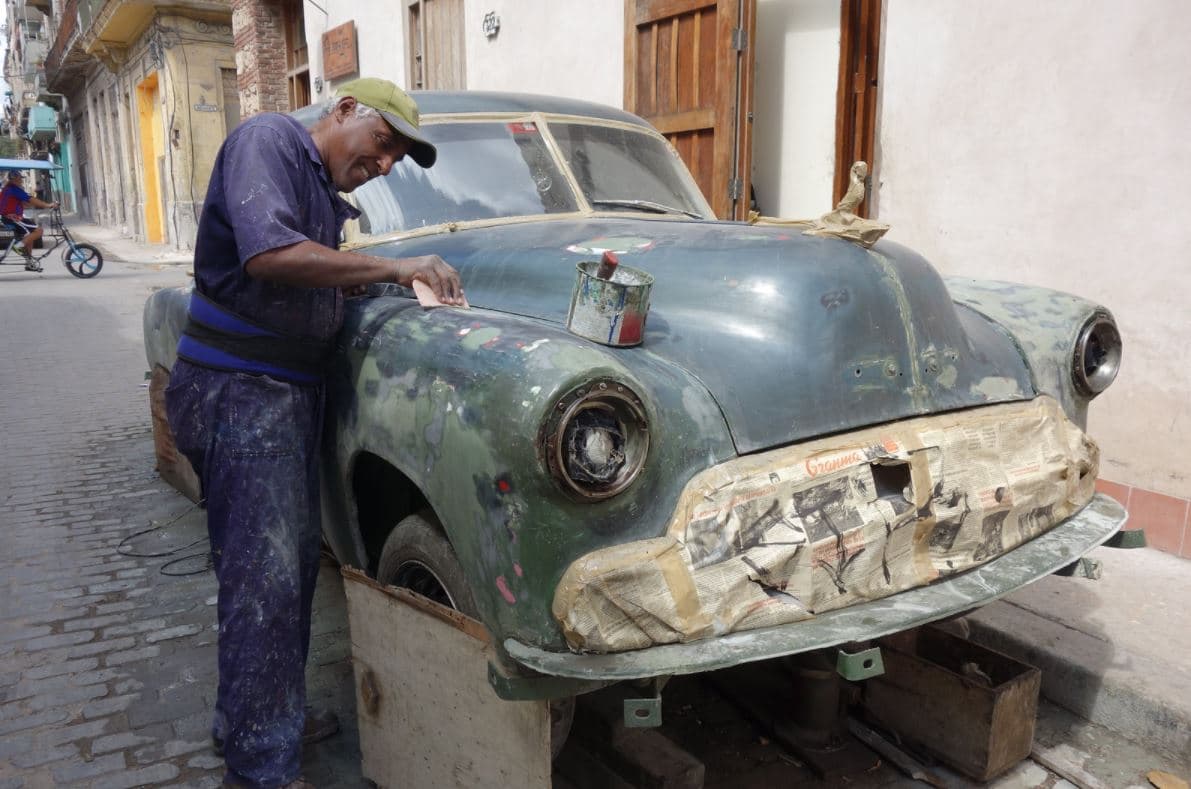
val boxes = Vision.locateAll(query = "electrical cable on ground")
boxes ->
[117,500,212,577]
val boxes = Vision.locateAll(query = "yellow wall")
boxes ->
[136,73,164,244]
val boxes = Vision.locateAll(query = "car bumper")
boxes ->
[504,493,1126,681]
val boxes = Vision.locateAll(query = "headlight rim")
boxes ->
[542,379,650,501]
[1072,311,1122,398]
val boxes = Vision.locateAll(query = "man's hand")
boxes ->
[393,255,465,305]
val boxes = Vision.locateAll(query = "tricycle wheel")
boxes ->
[63,243,103,278]
[376,510,574,758]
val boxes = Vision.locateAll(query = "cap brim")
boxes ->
[379,110,437,168]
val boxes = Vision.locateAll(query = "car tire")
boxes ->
[375,510,573,759]
[376,510,479,617]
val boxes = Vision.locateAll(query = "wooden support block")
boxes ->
[148,365,201,503]
[571,686,706,789]
[342,568,551,789]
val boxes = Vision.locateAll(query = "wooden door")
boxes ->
[624,0,755,220]
[833,0,880,216]
[407,0,466,90]
[282,0,311,109]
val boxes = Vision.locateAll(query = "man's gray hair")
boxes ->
[320,98,382,120]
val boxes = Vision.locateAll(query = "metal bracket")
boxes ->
[728,177,743,200]
[1104,529,1147,549]
[1054,556,1103,579]
[623,677,665,728]
[836,646,884,681]
[623,695,662,728]
[731,27,748,51]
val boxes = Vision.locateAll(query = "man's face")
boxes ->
[9,175,22,188]
[324,98,413,193]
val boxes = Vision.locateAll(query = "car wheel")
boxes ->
[375,510,573,759]
[376,510,479,617]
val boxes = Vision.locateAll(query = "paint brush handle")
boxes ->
[595,250,619,280]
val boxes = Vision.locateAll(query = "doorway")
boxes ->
[407,0,466,90]
[136,74,166,244]
[624,0,756,220]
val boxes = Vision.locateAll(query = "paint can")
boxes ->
[565,260,653,347]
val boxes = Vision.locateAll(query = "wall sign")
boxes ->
[322,21,358,80]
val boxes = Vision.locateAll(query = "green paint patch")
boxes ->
[459,327,502,350]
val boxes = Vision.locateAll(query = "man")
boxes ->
[165,78,463,788]
[0,170,58,272]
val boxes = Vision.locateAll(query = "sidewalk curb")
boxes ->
[62,216,193,266]
[961,550,1191,769]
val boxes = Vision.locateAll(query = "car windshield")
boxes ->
[548,122,710,218]
[350,118,711,235]
[352,121,577,235]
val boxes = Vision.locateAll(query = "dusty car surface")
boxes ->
[144,91,1127,699]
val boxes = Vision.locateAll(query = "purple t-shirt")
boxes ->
[193,113,361,342]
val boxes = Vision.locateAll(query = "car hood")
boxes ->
[374,217,1034,453]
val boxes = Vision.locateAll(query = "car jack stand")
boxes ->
[709,647,883,781]
[775,649,881,779]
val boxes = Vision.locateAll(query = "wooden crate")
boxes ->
[342,568,551,789]
[862,626,1041,781]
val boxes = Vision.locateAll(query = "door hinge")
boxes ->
[728,177,743,200]
[731,27,748,51]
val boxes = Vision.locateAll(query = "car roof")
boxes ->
[412,91,651,127]
[291,90,652,129]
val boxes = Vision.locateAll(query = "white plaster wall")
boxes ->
[306,0,409,103]
[752,0,839,219]
[878,1,1191,497]
[463,0,623,107]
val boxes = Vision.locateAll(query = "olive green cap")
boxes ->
[335,77,436,168]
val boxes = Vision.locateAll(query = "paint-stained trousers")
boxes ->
[165,359,323,787]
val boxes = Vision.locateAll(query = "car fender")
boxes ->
[945,278,1117,428]
[324,295,737,648]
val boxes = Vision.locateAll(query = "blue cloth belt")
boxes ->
[178,291,330,385]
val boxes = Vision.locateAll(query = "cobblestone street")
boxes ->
[0,260,363,787]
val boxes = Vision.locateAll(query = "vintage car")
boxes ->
[144,92,1127,719]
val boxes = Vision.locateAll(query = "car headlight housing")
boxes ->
[1072,311,1122,397]
[542,380,649,500]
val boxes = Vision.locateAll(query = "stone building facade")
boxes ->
[37,0,236,249]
